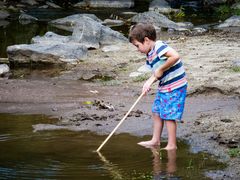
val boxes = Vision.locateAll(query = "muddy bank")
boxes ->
[0,32,240,179]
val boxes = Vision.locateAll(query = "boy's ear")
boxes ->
[144,37,150,43]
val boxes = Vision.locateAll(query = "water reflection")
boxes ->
[151,147,178,179]
[98,146,179,180]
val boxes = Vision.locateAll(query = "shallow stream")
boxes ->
[0,113,225,179]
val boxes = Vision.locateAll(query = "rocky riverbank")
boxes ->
[0,31,240,179]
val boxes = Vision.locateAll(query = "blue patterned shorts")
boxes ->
[152,85,187,122]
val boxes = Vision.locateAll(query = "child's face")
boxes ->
[132,38,151,54]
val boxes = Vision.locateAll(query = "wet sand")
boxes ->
[0,31,240,179]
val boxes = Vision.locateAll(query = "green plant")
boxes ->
[233,8,240,15]
[187,159,193,169]
[231,66,240,72]
[174,6,186,19]
[228,148,240,157]
[215,5,231,15]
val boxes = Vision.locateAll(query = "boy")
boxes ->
[129,23,187,150]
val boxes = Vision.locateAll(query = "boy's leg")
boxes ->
[164,120,177,150]
[138,114,164,146]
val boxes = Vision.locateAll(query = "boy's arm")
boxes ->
[142,74,157,94]
[154,48,180,78]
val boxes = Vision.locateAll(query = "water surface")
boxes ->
[0,114,225,179]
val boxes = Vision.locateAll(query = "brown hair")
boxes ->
[129,23,156,43]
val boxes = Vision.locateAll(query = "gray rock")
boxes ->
[232,59,240,67]
[192,27,208,34]
[8,13,127,64]
[46,1,62,8]
[71,16,102,49]
[101,45,120,52]
[0,64,10,75]
[131,11,183,31]
[0,10,10,19]
[32,31,70,44]
[39,5,48,9]
[217,15,240,28]
[51,14,127,47]
[100,25,128,45]
[129,72,143,77]
[7,43,88,64]
[74,0,134,8]
[231,2,240,10]
[50,14,103,32]
[21,0,38,6]
[103,19,124,27]
[149,0,176,14]
[19,13,38,21]
[176,22,194,29]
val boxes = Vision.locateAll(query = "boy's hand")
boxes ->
[142,75,157,95]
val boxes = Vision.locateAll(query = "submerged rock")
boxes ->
[19,13,38,21]
[19,13,38,25]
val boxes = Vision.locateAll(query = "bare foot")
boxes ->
[162,145,177,150]
[137,140,160,147]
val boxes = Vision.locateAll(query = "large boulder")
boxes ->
[71,16,102,49]
[100,25,128,45]
[51,14,128,47]
[131,11,191,31]
[49,14,102,32]
[7,43,88,64]
[74,0,134,8]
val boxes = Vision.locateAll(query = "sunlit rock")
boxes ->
[7,43,88,64]
[74,0,134,8]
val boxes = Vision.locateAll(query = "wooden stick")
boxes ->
[96,92,145,152]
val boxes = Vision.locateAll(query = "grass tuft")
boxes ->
[228,148,240,157]
[231,66,240,72]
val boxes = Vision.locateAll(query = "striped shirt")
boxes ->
[146,40,187,93]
